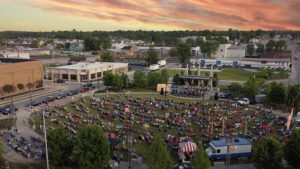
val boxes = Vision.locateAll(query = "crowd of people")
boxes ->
[171,86,210,98]
[29,95,291,162]
[0,130,45,160]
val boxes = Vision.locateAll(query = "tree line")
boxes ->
[1,29,299,46]
[102,70,169,91]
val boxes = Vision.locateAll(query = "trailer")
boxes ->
[158,60,166,67]
[205,137,251,160]
[150,64,160,71]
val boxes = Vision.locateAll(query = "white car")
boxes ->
[237,98,250,105]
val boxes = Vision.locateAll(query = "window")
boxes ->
[97,72,102,78]
[71,75,77,80]
[217,149,220,153]
[62,74,68,80]
[91,73,95,79]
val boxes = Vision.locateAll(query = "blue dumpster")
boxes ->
[216,61,221,65]
[233,61,238,67]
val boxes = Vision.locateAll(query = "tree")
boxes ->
[266,40,276,51]
[121,73,129,89]
[47,127,73,166]
[200,40,219,57]
[161,69,168,83]
[3,84,16,97]
[72,125,110,169]
[0,36,4,45]
[30,39,40,48]
[170,48,177,57]
[0,140,4,167]
[191,144,210,169]
[17,83,24,91]
[65,42,70,50]
[26,82,35,90]
[147,72,163,89]
[84,38,100,51]
[101,36,111,50]
[243,76,259,100]
[257,43,265,53]
[275,40,287,51]
[133,71,147,88]
[268,82,286,106]
[176,43,191,63]
[228,82,243,98]
[253,137,283,169]
[145,137,173,169]
[284,129,300,169]
[101,52,115,62]
[112,74,123,90]
[286,85,300,108]
[145,47,158,65]
[247,44,254,55]
[103,71,114,86]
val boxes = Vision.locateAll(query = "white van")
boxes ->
[205,137,252,160]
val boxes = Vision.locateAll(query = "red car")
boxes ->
[81,87,90,93]
[43,96,56,103]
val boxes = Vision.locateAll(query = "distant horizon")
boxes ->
[1,0,300,31]
[0,29,299,33]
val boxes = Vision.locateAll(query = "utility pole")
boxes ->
[128,133,133,169]
[42,109,50,169]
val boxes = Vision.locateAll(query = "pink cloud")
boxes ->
[24,0,300,30]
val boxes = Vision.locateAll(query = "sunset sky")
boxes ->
[1,0,300,31]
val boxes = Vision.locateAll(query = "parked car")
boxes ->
[56,93,66,99]
[43,96,56,103]
[237,98,250,105]
[56,79,65,83]
[0,105,17,115]
[219,92,233,99]
[81,87,90,93]
[67,89,79,96]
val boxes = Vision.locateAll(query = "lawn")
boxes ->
[166,68,255,81]
[0,118,14,129]
[29,94,286,166]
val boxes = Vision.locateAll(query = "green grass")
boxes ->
[0,118,14,129]
[126,87,155,92]
[29,94,283,167]
[217,68,255,81]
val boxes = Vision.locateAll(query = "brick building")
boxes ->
[0,58,44,97]
[260,51,292,59]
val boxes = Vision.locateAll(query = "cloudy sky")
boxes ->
[1,0,300,31]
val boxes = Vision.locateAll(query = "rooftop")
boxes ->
[227,45,246,50]
[55,62,128,70]
[211,138,251,147]
[0,58,33,64]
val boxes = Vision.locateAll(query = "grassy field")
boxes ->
[29,94,286,168]
[0,118,14,129]
[166,68,255,81]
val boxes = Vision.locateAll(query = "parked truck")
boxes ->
[150,64,160,71]
[158,60,166,67]
[205,137,252,160]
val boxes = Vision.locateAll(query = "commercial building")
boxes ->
[46,62,128,82]
[190,57,291,69]
[0,58,44,97]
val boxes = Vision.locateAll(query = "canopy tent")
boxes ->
[178,141,197,159]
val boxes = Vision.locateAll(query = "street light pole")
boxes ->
[42,109,50,169]
[226,136,232,166]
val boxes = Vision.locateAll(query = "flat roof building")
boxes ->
[46,62,128,82]
[0,58,44,97]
